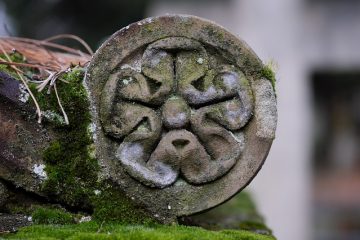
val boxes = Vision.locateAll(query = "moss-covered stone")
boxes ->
[2,221,276,240]
[1,22,277,235]
[0,52,26,79]
[261,64,276,91]
[90,183,153,224]
[183,192,273,236]
[1,192,276,239]
[0,17,275,232]
[31,206,74,225]
[27,66,154,224]
[0,57,155,224]
[28,67,99,208]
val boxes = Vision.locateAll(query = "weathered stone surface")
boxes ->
[0,213,31,233]
[0,73,53,195]
[0,181,9,208]
[0,15,277,226]
[87,15,277,222]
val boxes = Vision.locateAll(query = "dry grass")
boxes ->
[0,34,92,123]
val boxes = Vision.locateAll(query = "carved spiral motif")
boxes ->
[101,37,254,188]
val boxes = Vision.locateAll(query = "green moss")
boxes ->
[143,23,156,32]
[0,62,14,78]
[1,56,98,209]
[204,25,225,42]
[91,183,153,224]
[32,206,74,225]
[9,51,26,63]
[3,222,276,240]
[5,203,77,225]
[0,51,26,63]
[28,67,150,223]
[0,52,26,79]
[28,67,98,207]
[261,64,276,91]
[185,192,273,236]
[238,221,272,233]
[42,140,62,164]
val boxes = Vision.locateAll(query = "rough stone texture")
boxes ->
[0,213,31,233]
[0,73,53,195]
[87,15,277,222]
[0,181,9,208]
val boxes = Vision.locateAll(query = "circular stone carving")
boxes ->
[86,15,277,222]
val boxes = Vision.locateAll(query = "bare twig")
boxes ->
[54,82,69,125]
[36,70,56,92]
[0,36,90,57]
[0,60,55,70]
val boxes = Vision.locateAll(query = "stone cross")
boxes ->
[87,15,277,221]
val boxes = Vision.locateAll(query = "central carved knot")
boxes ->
[100,37,254,188]
[162,97,190,129]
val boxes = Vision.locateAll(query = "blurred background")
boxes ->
[1,0,360,239]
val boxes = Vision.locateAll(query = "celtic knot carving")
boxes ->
[100,37,254,188]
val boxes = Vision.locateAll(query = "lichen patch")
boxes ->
[32,164,48,180]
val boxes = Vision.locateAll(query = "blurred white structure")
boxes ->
[0,2,10,36]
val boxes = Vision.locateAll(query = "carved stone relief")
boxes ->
[100,37,253,188]
[87,15,277,221]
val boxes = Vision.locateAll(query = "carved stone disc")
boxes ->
[86,15,277,222]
